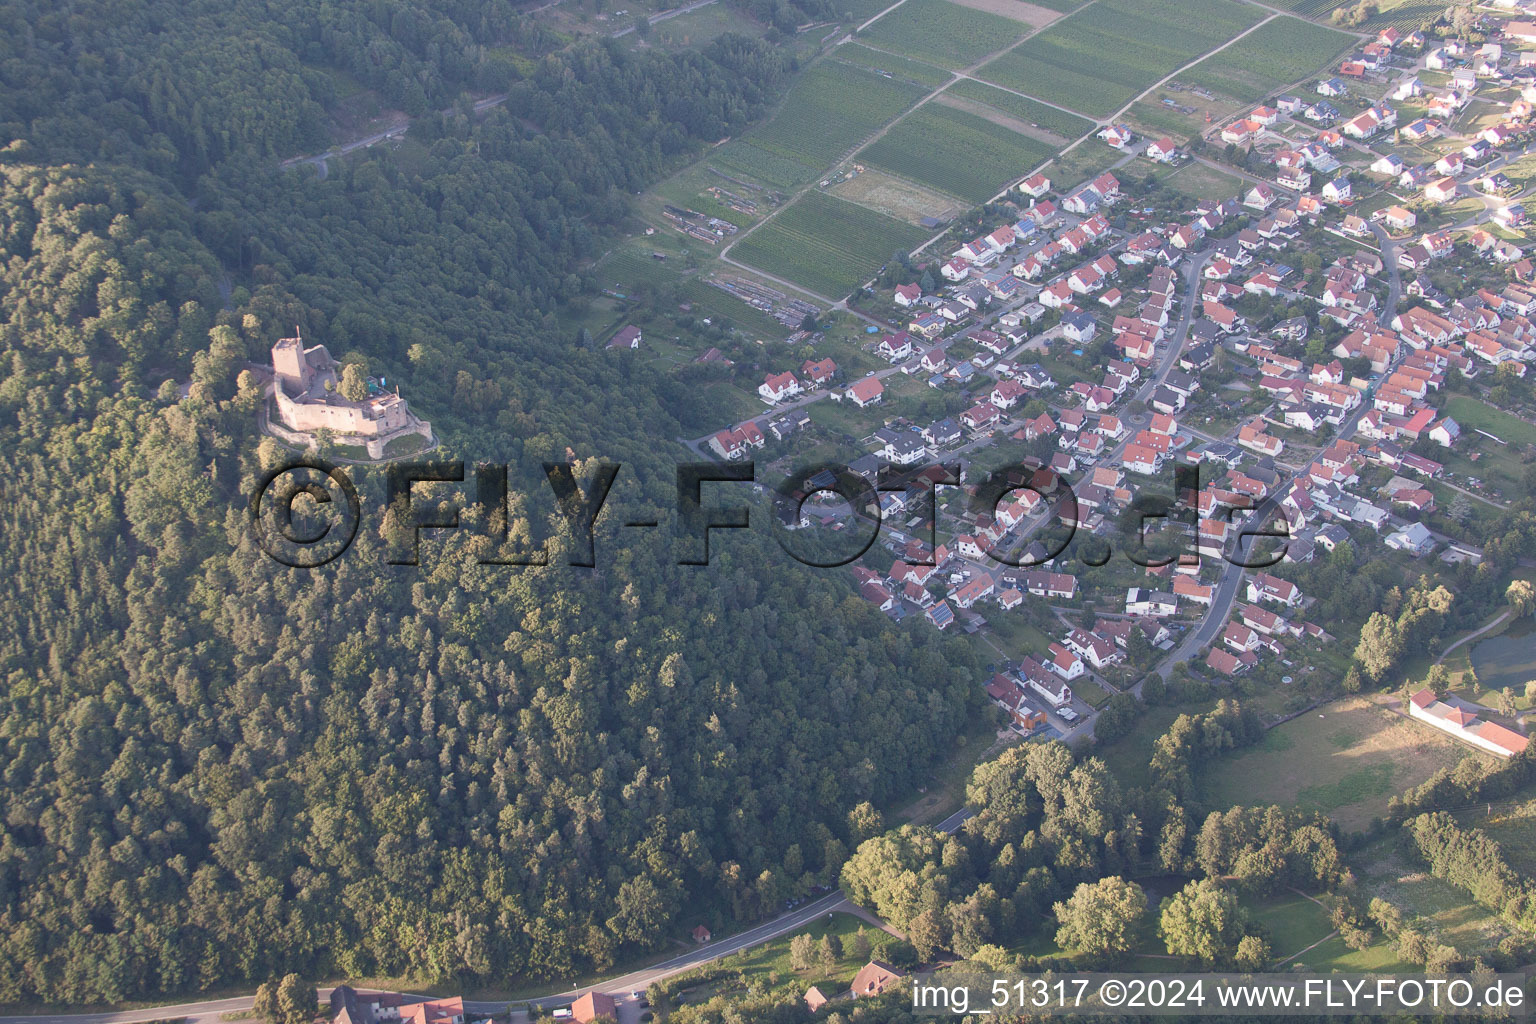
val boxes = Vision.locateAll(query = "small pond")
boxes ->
[1470,618,1536,691]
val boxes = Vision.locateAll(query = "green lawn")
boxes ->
[1071,677,1111,708]
[1093,701,1201,786]
[670,911,901,1007]
[1043,138,1123,192]
[1244,892,1333,963]
[730,191,929,299]
[976,0,1265,118]
[1443,395,1536,448]
[1159,161,1245,201]
[860,102,1055,203]
[985,612,1057,658]
[858,0,1033,69]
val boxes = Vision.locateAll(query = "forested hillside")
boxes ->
[0,1,982,1004]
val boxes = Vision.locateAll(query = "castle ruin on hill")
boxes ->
[263,331,433,459]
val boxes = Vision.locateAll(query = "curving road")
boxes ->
[0,809,973,1024]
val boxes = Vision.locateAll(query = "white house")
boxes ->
[1125,588,1177,616]
[759,371,802,404]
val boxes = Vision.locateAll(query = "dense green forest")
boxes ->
[0,0,985,1004]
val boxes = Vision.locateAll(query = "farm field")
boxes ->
[729,190,929,298]
[945,0,1064,23]
[1197,695,1483,832]
[859,0,1032,70]
[860,103,1054,203]
[711,139,826,190]
[833,42,954,87]
[831,167,962,223]
[835,0,907,23]
[945,78,1096,141]
[1260,0,1341,12]
[1363,0,1444,34]
[1179,17,1357,103]
[976,0,1265,118]
[734,60,927,182]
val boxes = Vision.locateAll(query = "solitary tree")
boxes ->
[1158,880,1247,965]
[909,907,950,961]
[254,982,278,1024]
[850,925,872,961]
[1053,877,1147,959]
[1509,579,1535,618]
[275,975,316,1024]
[789,933,816,971]
[1354,612,1403,681]
[1234,934,1271,972]
[1499,687,1518,719]
[339,363,369,402]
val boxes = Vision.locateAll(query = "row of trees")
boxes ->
[1407,812,1536,933]
[1053,876,1270,969]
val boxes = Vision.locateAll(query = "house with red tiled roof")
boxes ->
[800,357,837,387]
[1206,647,1256,676]
[951,576,995,609]
[759,371,802,404]
[1203,300,1243,333]
[1146,137,1178,163]
[1173,577,1213,606]
[844,376,884,407]
[851,961,906,999]
[1247,573,1301,607]
[1047,642,1085,680]
[1409,689,1529,757]
[962,401,1002,432]
[1019,173,1050,198]
[1223,621,1262,652]
[569,993,617,1024]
